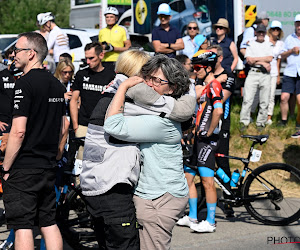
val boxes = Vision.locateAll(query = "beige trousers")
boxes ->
[75,125,88,160]
[133,193,188,250]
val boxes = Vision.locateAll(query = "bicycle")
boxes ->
[55,137,97,248]
[184,134,300,226]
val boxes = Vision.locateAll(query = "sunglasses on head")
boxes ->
[193,64,207,71]
[188,26,198,30]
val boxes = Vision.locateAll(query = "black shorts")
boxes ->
[196,135,219,170]
[2,168,57,230]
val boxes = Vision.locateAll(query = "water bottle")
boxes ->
[216,168,230,183]
[230,169,240,187]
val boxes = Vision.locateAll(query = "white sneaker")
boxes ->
[176,215,198,228]
[190,220,216,233]
[266,119,273,125]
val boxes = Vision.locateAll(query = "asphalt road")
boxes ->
[1,198,300,250]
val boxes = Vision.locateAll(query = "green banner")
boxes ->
[108,0,131,5]
[75,0,100,5]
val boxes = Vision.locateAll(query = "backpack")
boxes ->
[236,32,245,62]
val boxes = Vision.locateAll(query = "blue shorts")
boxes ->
[282,75,300,95]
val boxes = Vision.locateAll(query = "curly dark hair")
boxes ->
[140,54,190,98]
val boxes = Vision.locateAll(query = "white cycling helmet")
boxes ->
[104,7,119,16]
[37,12,54,26]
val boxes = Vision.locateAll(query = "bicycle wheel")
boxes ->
[243,163,300,226]
[60,189,96,249]
[65,189,91,227]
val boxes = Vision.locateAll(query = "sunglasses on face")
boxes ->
[145,75,169,86]
[188,26,198,30]
[62,71,73,75]
[215,26,225,30]
[271,27,281,31]
[158,15,170,19]
[193,64,207,71]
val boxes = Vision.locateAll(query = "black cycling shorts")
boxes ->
[196,135,219,170]
[2,168,57,230]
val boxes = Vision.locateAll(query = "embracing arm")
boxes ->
[126,83,196,122]
[105,77,180,143]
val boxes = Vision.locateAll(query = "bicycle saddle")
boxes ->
[241,135,269,144]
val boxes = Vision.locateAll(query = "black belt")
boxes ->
[250,68,262,73]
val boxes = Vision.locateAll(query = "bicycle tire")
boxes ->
[65,189,92,227]
[60,189,96,249]
[243,163,300,226]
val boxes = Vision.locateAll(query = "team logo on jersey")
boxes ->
[2,77,9,82]
[15,89,22,95]
[4,83,15,89]
[83,83,106,92]
[48,98,64,103]
[83,77,90,82]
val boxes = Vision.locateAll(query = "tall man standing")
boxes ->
[240,24,273,130]
[152,3,184,58]
[37,12,70,64]
[70,42,115,160]
[1,32,65,250]
[98,7,131,68]
[279,14,300,137]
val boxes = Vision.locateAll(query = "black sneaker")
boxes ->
[278,120,287,127]
[291,130,300,139]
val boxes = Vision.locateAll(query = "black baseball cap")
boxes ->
[255,24,266,33]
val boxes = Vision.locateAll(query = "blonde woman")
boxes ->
[54,59,75,159]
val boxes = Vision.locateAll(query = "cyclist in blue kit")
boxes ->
[177,50,223,233]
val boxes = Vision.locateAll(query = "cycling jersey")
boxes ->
[98,24,129,62]
[47,26,70,63]
[195,79,223,134]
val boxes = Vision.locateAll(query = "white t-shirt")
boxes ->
[245,39,273,68]
[47,26,70,63]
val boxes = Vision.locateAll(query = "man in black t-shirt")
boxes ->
[1,32,65,250]
[70,42,115,160]
[0,68,15,136]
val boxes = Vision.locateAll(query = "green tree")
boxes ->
[0,0,70,34]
